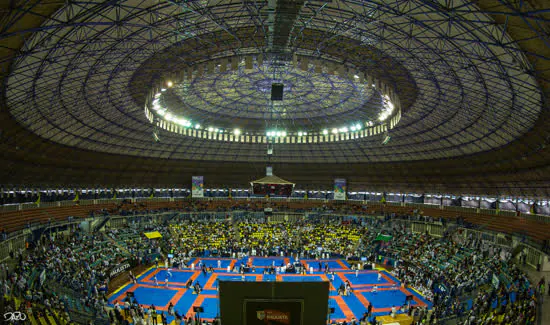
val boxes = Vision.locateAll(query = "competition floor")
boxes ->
[108,257,432,323]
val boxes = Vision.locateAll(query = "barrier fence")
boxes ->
[2,196,549,220]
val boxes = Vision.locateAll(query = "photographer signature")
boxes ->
[3,312,27,322]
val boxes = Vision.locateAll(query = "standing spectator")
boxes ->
[151,305,158,325]
[161,311,167,325]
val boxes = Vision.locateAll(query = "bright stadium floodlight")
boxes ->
[234,129,241,136]
[195,124,201,129]
[323,129,328,135]
[167,81,173,87]
[161,88,166,92]
[276,131,282,137]
[298,132,303,136]
[281,131,287,137]
[303,132,307,136]
[332,128,338,134]
[208,127,214,132]
[356,123,362,130]
[351,126,357,131]
[379,111,390,121]
[165,113,173,121]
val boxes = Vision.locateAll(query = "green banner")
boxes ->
[375,234,392,242]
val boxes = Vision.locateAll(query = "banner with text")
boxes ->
[245,300,302,325]
[334,178,347,200]
[98,258,135,279]
[192,176,204,198]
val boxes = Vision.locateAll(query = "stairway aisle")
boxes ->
[38,315,49,325]
[46,313,58,325]
[28,313,40,325]
[519,265,550,325]
[51,310,66,325]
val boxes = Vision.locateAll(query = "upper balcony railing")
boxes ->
[1,195,548,224]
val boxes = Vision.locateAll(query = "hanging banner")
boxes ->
[144,231,163,239]
[107,259,133,279]
[192,176,204,198]
[333,178,346,200]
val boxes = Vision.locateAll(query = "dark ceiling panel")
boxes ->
[0,0,549,197]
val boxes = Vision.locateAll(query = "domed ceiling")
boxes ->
[0,0,549,195]
[4,0,543,163]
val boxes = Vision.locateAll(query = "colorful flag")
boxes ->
[192,176,204,198]
[334,179,346,200]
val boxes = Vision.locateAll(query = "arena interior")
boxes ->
[1,0,550,324]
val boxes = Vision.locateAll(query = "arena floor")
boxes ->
[108,258,432,323]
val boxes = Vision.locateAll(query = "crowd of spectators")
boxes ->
[162,216,540,324]
[0,211,544,325]
[371,226,538,324]
[167,221,235,257]
[0,228,152,323]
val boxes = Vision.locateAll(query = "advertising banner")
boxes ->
[245,300,303,325]
[101,259,133,279]
[192,176,204,198]
[333,178,346,200]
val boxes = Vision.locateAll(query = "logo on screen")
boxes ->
[256,310,290,324]
[257,311,266,320]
